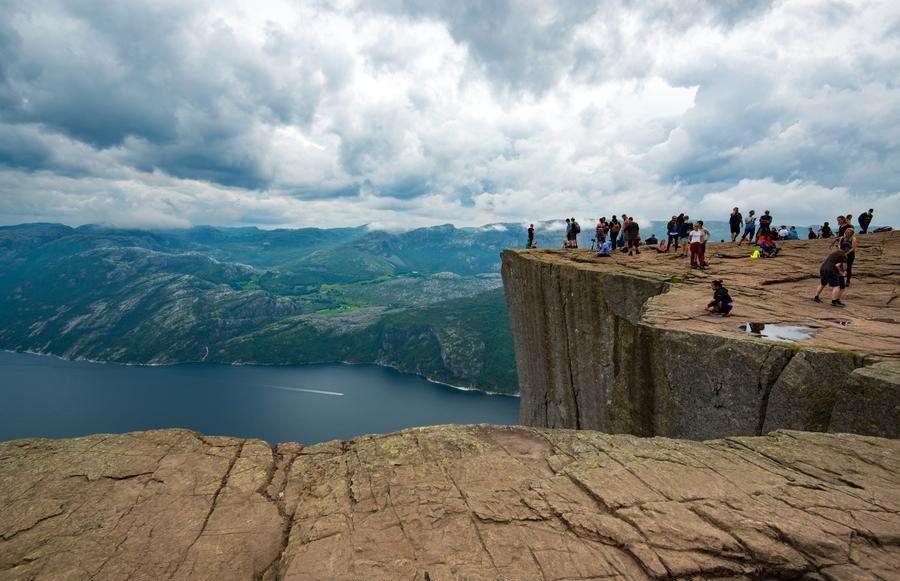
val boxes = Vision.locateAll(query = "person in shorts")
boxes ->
[813,244,848,307]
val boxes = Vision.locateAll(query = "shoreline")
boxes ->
[0,348,520,398]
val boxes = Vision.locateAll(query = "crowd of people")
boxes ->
[525,207,882,312]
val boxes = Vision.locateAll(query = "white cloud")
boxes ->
[0,0,898,230]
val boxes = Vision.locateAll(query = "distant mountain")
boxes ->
[0,222,523,393]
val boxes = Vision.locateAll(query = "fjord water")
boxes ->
[0,351,519,444]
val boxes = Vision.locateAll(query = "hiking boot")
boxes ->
[812,296,822,303]
[831,299,845,307]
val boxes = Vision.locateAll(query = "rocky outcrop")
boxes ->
[1,426,898,580]
[502,232,899,439]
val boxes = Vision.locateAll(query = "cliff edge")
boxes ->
[502,232,899,439]
[2,426,899,580]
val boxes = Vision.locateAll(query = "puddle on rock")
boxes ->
[739,323,812,342]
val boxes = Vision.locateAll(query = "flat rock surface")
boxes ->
[2,425,898,580]
[512,231,899,357]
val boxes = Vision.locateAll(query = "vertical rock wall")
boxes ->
[501,249,896,439]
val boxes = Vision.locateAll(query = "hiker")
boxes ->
[837,215,850,238]
[813,243,849,307]
[625,217,641,255]
[758,210,773,238]
[738,210,757,245]
[595,217,608,247]
[820,221,833,238]
[838,226,858,286]
[858,209,874,234]
[571,217,581,248]
[609,215,621,250]
[666,215,679,251]
[680,215,694,257]
[595,238,612,257]
[807,227,818,240]
[777,225,790,240]
[697,220,711,266]
[705,279,733,316]
[788,226,799,240]
[527,224,535,248]
[729,207,743,243]
[688,222,705,269]
[564,218,572,248]
[757,233,779,258]
[645,233,658,246]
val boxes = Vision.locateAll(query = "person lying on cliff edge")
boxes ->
[705,279,734,316]
[813,243,849,307]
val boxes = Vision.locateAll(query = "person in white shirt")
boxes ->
[697,220,712,268]
[688,223,705,269]
[777,226,789,240]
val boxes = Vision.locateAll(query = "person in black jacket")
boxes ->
[527,224,535,248]
[705,279,733,316]
[758,210,773,238]
[858,209,874,234]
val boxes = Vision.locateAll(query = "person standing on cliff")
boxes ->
[527,224,535,248]
[609,215,621,250]
[813,243,849,306]
[697,220,711,266]
[688,222,705,268]
[738,210,757,245]
[680,215,693,257]
[758,210,773,239]
[729,207,743,243]
[666,215,679,252]
[564,218,572,248]
[625,217,641,255]
[836,226,858,286]
[595,217,608,246]
[571,217,581,248]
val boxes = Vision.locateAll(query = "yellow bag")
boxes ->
[750,249,761,260]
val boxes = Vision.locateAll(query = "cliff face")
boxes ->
[2,426,899,581]
[502,232,899,439]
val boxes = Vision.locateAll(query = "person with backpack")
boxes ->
[858,209,874,234]
[609,215,621,250]
[738,210,757,245]
[571,217,581,248]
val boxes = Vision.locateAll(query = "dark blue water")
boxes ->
[0,351,519,444]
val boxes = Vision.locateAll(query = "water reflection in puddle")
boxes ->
[739,323,812,342]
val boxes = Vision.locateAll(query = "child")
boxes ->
[706,280,733,316]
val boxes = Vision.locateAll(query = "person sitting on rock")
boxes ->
[788,226,799,240]
[705,279,733,316]
[820,221,833,238]
[644,233,658,246]
[813,243,848,307]
[807,227,818,240]
[757,233,779,258]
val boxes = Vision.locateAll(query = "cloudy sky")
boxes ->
[1,0,898,229]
